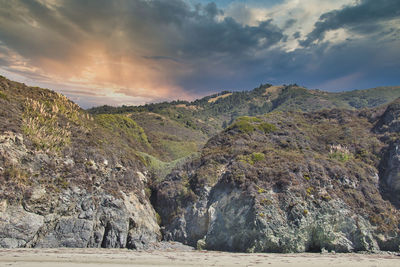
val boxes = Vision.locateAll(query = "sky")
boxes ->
[0,0,399,108]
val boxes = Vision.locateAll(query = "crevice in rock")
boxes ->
[378,140,400,208]
[101,222,112,248]
[306,242,322,253]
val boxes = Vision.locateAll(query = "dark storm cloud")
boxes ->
[0,0,84,61]
[0,0,285,70]
[0,0,399,107]
[300,0,400,46]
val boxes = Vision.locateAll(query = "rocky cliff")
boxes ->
[155,103,400,252]
[0,76,160,248]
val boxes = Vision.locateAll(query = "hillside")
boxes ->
[1,76,400,253]
[88,84,400,166]
[88,84,400,131]
[154,102,400,252]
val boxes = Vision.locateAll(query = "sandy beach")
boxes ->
[0,248,399,267]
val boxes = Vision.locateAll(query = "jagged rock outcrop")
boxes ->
[155,105,400,252]
[0,131,160,248]
[0,77,161,249]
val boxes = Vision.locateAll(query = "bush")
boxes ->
[251,152,265,162]
[258,122,277,133]
[228,120,256,133]
[227,116,276,134]
[0,90,8,100]
[238,152,265,165]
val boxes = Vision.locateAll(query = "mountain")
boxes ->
[1,75,400,252]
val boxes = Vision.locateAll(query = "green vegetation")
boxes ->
[159,139,197,160]
[258,122,277,133]
[3,165,30,186]
[329,144,352,163]
[227,116,277,134]
[21,94,87,152]
[260,198,273,206]
[0,90,8,100]
[306,187,314,196]
[329,151,351,162]
[238,152,265,165]
[228,118,257,133]
[95,114,150,148]
[137,151,197,181]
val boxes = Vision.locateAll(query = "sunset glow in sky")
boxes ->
[0,0,399,108]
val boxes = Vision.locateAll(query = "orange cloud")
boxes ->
[25,41,192,102]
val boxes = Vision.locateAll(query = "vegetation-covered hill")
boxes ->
[1,75,400,252]
[154,100,400,252]
[89,84,400,134]
[88,83,400,175]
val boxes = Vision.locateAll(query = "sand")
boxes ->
[0,248,399,267]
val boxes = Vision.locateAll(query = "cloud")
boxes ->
[0,0,287,103]
[0,0,399,108]
[300,0,400,46]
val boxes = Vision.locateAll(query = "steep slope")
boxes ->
[154,101,400,252]
[0,76,160,248]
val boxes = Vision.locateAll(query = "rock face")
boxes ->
[0,132,160,248]
[376,99,400,203]
[0,76,161,249]
[381,140,400,195]
[0,204,44,248]
[155,106,400,252]
[1,193,160,249]
[161,183,381,252]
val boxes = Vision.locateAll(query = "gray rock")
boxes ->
[36,218,93,248]
[161,181,382,253]
[0,204,44,248]
[382,140,400,194]
[0,132,161,249]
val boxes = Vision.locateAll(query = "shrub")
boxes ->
[251,152,265,163]
[238,152,265,165]
[258,122,277,133]
[329,144,352,162]
[227,116,277,134]
[21,95,87,153]
[228,120,256,133]
[0,90,8,100]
